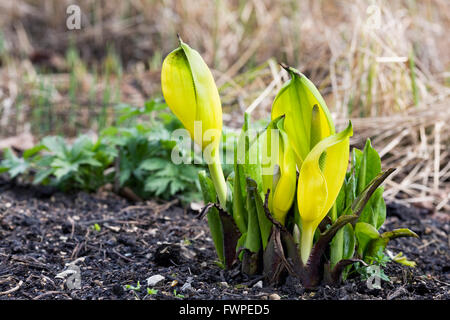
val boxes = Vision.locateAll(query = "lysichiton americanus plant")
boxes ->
[161,39,418,288]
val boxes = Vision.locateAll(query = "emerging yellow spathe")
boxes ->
[161,39,222,152]
[261,117,297,225]
[297,123,353,264]
[271,66,335,165]
[270,66,350,264]
[161,39,227,207]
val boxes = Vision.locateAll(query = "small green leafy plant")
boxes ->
[0,100,203,203]
[147,288,158,295]
[354,251,391,286]
[0,135,115,192]
[125,281,141,291]
[173,289,184,299]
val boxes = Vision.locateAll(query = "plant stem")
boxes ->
[300,223,314,265]
[208,152,227,208]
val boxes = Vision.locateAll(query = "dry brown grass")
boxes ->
[336,103,450,214]
[1,0,448,115]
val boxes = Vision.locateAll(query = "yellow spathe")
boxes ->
[161,40,222,151]
[297,122,353,264]
[271,67,335,165]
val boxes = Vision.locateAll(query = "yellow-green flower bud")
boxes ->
[161,39,226,207]
[271,66,335,166]
[161,38,222,152]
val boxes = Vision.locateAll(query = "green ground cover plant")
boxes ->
[0,100,203,203]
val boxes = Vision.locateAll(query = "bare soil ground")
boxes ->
[0,178,448,300]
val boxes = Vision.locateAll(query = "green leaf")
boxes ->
[33,168,54,185]
[153,163,178,178]
[342,223,356,260]
[355,222,380,257]
[232,143,247,234]
[76,157,102,167]
[237,233,247,258]
[23,144,45,159]
[345,171,357,209]
[255,190,272,250]
[178,165,198,182]
[198,170,216,203]
[51,158,79,180]
[352,148,363,183]
[138,158,170,171]
[353,139,386,230]
[388,251,417,267]
[147,288,158,295]
[247,178,272,250]
[330,222,356,268]
[145,98,167,113]
[244,178,262,253]
[335,183,346,217]
[340,223,356,280]
[0,148,29,178]
[359,187,385,228]
[236,113,263,198]
[375,194,387,230]
[366,228,419,259]
[100,126,119,138]
[71,135,94,159]
[8,160,29,178]
[144,177,171,195]
[42,136,66,157]
[169,179,186,195]
[351,168,395,217]
[119,168,131,187]
[125,281,141,291]
[357,139,381,194]
[380,228,419,241]
[198,171,224,264]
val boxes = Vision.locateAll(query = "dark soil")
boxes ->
[0,179,448,300]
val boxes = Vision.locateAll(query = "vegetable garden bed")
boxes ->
[0,179,448,300]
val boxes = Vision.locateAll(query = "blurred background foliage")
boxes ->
[0,0,448,211]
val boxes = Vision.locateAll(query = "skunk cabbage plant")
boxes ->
[161,40,418,288]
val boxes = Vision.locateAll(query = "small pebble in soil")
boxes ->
[269,293,281,300]
[181,277,193,292]
[147,275,165,286]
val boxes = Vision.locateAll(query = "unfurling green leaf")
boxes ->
[198,171,224,264]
